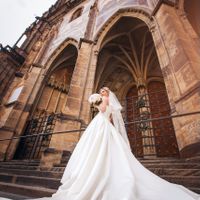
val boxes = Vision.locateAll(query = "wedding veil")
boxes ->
[109,90,131,149]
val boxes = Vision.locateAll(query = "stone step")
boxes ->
[0,164,39,169]
[0,173,61,190]
[0,174,199,198]
[2,159,40,163]
[1,166,199,179]
[61,156,199,163]
[60,159,70,164]
[0,184,198,199]
[54,162,200,169]
[148,168,200,176]
[0,168,62,179]
[1,171,199,191]
[0,164,38,170]
[185,156,200,163]
[0,157,199,198]
[51,166,200,177]
[139,158,184,162]
[52,163,200,172]
[0,160,39,166]
[0,191,29,200]
[51,167,66,172]
[142,163,200,169]
[0,161,39,166]
[1,158,199,168]
[161,175,200,188]
[59,158,193,165]
[0,181,55,198]
[8,159,39,162]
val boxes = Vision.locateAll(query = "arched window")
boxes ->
[70,7,83,22]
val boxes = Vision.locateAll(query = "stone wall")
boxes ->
[153,3,200,157]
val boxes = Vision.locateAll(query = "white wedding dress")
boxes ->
[1,105,200,200]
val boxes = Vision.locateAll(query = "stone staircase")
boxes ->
[0,156,199,199]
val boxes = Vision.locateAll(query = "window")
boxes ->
[70,7,83,22]
[7,86,23,105]
[16,34,27,48]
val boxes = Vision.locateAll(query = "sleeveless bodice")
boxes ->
[101,105,112,120]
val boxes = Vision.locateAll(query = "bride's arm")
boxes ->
[97,96,109,113]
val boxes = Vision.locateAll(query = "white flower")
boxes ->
[88,93,102,104]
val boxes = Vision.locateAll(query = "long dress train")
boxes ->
[1,105,200,200]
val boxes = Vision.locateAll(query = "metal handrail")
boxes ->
[0,128,86,142]
[0,111,199,143]
[125,111,200,125]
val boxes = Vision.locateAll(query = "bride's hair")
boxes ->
[102,87,109,91]
[100,87,110,95]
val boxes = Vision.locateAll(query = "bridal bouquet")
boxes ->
[88,93,102,106]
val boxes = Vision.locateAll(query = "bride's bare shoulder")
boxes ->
[102,96,109,103]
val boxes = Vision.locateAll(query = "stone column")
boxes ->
[0,66,44,160]
[79,49,98,125]
[47,39,94,154]
[62,39,94,120]
[153,3,200,157]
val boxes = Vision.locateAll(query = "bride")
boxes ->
[1,87,200,200]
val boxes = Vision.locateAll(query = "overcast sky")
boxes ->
[0,0,57,46]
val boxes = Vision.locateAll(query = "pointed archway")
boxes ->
[95,16,179,157]
[14,44,78,160]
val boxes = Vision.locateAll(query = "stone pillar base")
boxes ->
[180,142,200,158]
[39,148,63,171]
[0,152,5,161]
[0,129,14,161]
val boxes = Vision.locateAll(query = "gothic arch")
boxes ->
[14,39,78,160]
[94,14,161,92]
[94,10,179,157]
[44,38,78,74]
[94,8,154,50]
[34,40,78,116]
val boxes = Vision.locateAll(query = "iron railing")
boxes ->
[0,88,199,159]
[0,110,199,160]
[14,113,57,160]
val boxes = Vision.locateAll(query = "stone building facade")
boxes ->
[0,0,199,168]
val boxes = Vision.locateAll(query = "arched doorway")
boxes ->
[184,0,200,37]
[95,16,179,157]
[14,44,78,160]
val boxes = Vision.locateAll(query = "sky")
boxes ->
[0,0,57,47]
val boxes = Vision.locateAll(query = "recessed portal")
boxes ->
[95,17,179,157]
[14,44,78,160]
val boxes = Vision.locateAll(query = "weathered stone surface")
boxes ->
[39,148,63,171]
